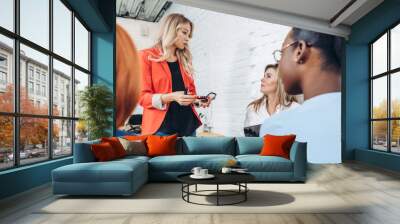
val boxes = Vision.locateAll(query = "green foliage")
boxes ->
[372,99,400,141]
[79,84,113,140]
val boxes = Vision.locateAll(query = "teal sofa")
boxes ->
[52,137,307,196]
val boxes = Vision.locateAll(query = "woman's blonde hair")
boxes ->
[150,13,194,75]
[248,64,297,112]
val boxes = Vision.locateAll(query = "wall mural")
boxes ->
[115,4,344,163]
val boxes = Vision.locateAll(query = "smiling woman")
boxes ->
[244,63,298,137]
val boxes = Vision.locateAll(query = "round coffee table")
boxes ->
[177,173,255,206]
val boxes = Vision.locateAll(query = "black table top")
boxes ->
[177,172,255,185]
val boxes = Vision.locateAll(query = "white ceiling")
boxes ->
[172,0,384,38]
[225,0,353,23]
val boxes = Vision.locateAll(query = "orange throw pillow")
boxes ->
[124,135,149,141]
[101,137,126,158]
[91,142,118,162]
[260,134,296,159]
[146,134,177,157]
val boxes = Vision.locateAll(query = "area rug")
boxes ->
[37,183,362,214]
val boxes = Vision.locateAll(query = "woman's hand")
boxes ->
[161,91,196,106]
[195,95,215,108]
[175,94,197,106]
[198,99,211,108]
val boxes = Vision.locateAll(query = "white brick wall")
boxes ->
[117,18,160,50]
[117,3,290,136]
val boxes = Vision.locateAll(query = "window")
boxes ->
[28,67,34,80]
[75,17,89,70]
[0,54,7,67]
[35,70,41,81]
[371,23,400,154]
[35,83,40,95]
[0,71,6,85]
[0,116,13,170]
[0,34,13,113]
[28,81,34,94]
[20,0,49,49]
[42,85,46,97]
[0,54,7,87]
[53,59,72,117]
[0,0,91,170]
[0,0,14,32]
[53,0,72,60]
[53,120,72,158]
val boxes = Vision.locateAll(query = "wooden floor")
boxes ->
[1,162,400,224]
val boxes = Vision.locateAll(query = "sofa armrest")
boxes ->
[289,141,307,181]
[73,140,100,163]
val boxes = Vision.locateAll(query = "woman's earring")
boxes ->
[298,59,304,64]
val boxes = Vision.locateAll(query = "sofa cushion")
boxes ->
[178,137,236,155]
[260,134,296,159]
[91,142,118,161]
[73,139,100,163]
[236,155,293,172]
[101,137,127,158]
[118,138,147,156]
[52,158,147,183]
[147,134,177,157]
[235,137,263,155]
[148,154,235,172]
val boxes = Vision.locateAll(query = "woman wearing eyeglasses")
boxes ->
[139,13,214,137]
[243,63,298,137]
[260,28,343,164]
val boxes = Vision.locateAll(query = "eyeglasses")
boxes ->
[272,41,298,63]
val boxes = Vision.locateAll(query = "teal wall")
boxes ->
[345,0,400,171]
[91,0,116,135]
[0,158,72,199]
[0,0,116,200]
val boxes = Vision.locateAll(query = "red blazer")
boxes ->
[138,47,202,135]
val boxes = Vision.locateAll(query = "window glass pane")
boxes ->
[20,44,49,115]
[0,116,13,170]
[391,24,400,70]
[20,117,49,165]
[74,69,89,118]
[372,33,387,76]
[372,121,388,151]
[0,34,14,113]
[0,0,14,31]
[75,120,88,143]
[391,72,400,118]
[391,120,400,153]
[53,0,72,60]
[53,119,72,157]
[53,59,72,117]
[74,17,89,70]
[372,77,387,119]
[20,0,49,49]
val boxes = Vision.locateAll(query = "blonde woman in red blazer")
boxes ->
[139,14,211,136]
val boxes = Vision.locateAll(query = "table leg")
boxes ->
[217,184,219,206]
[245,183,247,201]
[187,184,190,202]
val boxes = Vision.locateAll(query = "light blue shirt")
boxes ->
[259,92,341,164]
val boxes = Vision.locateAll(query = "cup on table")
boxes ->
[199,169,208,176]
[221,167,232,174]
[191,167,202,176]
